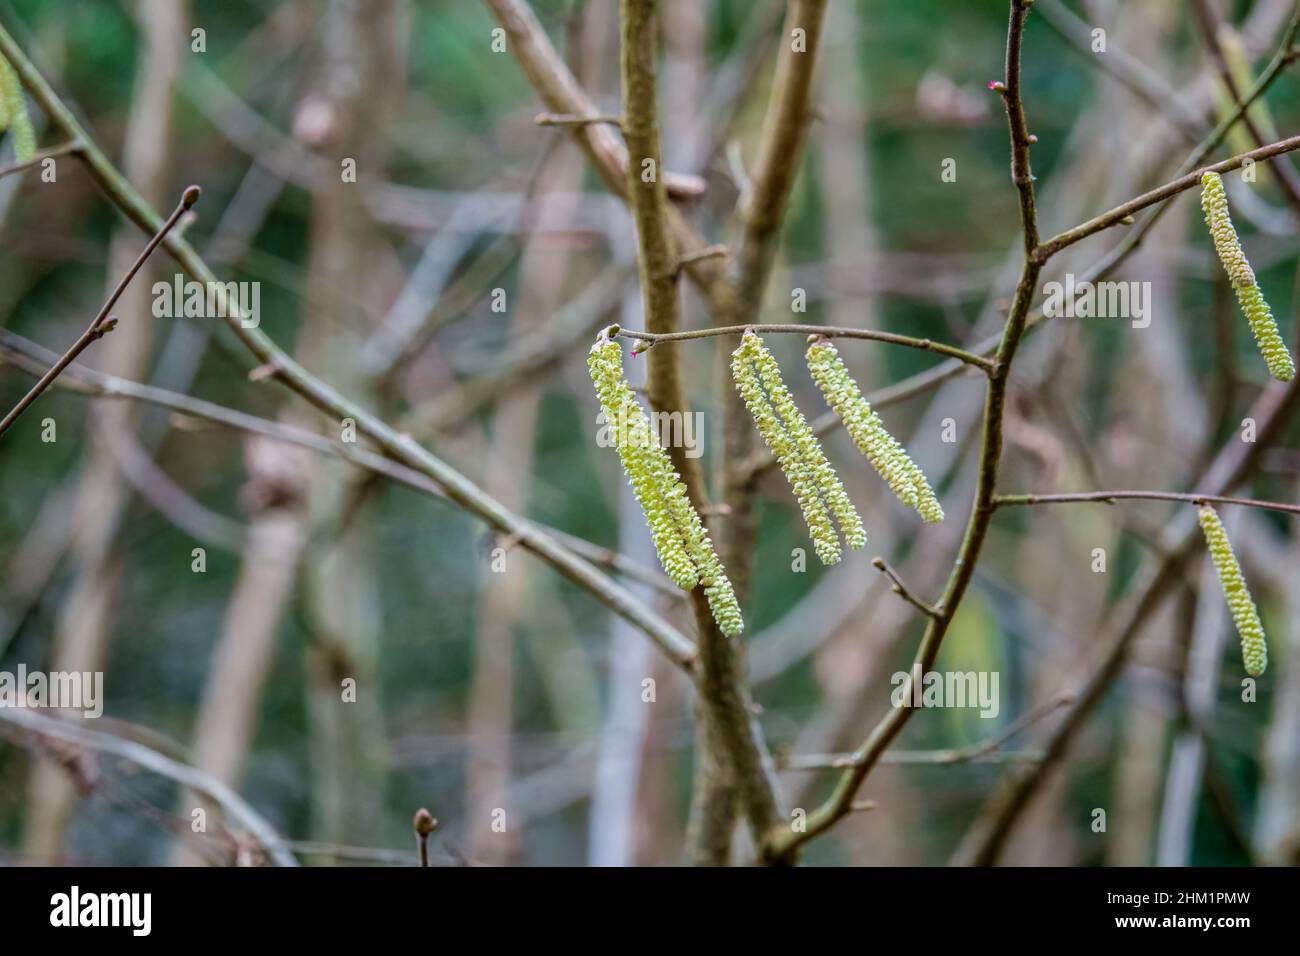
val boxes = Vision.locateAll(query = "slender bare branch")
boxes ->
[534,112,624,129]
[995,489,1300,518]
[0,139,81,179]
[0,186,198,437]
[871,557,942,620]
[612,323,996,372]
[1036,133,1300,260]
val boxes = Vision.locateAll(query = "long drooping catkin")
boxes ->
[1200,171,1295,382]
[748,334,866,550]
[1198,505,1268,677]
[0,52,35,163]
[731,331,864,564]
[806,339,944,523]
[588,339,743,636]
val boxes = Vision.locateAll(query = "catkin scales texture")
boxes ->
[588,340,743,636]
[731,332,865,565]
[806,339,944,523]
[0,52,35,163]
[1198,506,1268,677]
[1200,172,1295,382]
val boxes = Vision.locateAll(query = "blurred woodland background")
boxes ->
[2,0,1300,867]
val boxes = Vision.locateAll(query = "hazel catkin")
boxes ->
[1198,504,1268,677]
[732,331,863,564]
[1201,171,1295,382]
[0,52,34,163]
[588,339,743,636]
[806,338,944,523]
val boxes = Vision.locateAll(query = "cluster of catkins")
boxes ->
[0,52,35,164]
[589,331,942,636]
[732,332,866,565]
[1200,171,1295,382]
[1198,505,1268,677]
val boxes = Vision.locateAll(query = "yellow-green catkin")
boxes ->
[806,338,944,523]
[748,333,866,551]
[1201,171,1295,382]
[0,53,35,164]
[588,339,743,636]
[732,332,850,565]
[1198,505,1267,677]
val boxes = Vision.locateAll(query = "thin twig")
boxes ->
[785,693,1071,772]
[1036,132,1300,261]
[674,243,727,273]
[995,489,1300,518]
[783,750,1045,769]
[534,111,623,129]
[871,557,941,619]
[0,139,81,179]
[613,323,996,372]
[0,185,199,437]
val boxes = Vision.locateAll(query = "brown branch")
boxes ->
[871,557,941,619]
[1037,133,1300,261]
[0,185,198,437]
[622,0,780,863]
[782,694,1072,771]
[0,139,81,180]
[761,0,1041,865]
[534,111,623,129]
[995,489,1300,518]
[613,323,996,372]
[782,750,1044,769]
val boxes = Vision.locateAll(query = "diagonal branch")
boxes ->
[1036,132,1300,260]
[761,0,1041,864]
[0,329,685,603]
[0,21,698,674]
[0,186,198,437]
